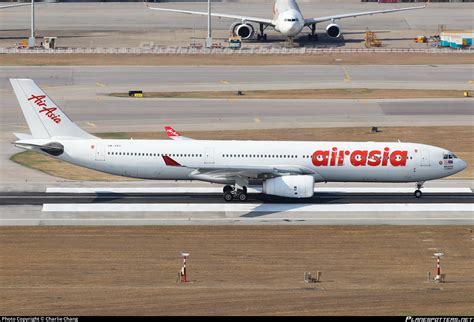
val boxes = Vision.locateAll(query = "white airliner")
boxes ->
[10,79,466,201]
[146,0,426,41]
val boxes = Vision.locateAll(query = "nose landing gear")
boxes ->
[414,182,424,198]
[223,185,248,202]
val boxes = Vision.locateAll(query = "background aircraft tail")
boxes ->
[10,79,96,139]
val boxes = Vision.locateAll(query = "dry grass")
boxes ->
[111,88,468,99]
[10,126,473,181]
[1,53,473,66]
[0,226,473,315]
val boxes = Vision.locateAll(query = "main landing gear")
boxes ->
[223,185,248,202]
[307,23,318,41]
[256,23,268,42]
[414,182,424,198]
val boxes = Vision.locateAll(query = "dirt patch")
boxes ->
[1,53,473,66]
[0,226,472,315]
[111,89,468,100]
[10,126,473,181]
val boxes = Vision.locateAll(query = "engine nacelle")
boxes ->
[231,23,254,40]
[263,175,315,198]
[326,23,341,38]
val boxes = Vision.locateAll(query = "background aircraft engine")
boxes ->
[326,23,341,38]
[231,23,255,39]
[263,175,315,198]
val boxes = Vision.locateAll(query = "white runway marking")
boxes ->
[46,187,473,194]
[42,203,474,213]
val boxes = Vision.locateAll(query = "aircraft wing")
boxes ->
[162,155,318,179]
[146,5,274,26]
[164,126,193,141]
[0,3,30,10]
[304,4,426,25]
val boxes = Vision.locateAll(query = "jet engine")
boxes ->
[326,23,341,38]
[231,22,255,40]
[263,175,315,198]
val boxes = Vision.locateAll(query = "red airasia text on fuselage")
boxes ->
[311,147,408,167]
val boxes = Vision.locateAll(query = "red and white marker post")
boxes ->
[181,252,190,283]
[433,252,444,281]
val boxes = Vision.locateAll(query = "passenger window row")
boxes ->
[222,154,298,158]
[108,152,203,157]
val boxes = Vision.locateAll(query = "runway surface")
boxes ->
[2,190,473,205]
[1,186,472,225]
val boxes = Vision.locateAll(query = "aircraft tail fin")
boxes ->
[10,79,96,139]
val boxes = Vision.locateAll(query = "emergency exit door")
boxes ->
[204,148,214,164]
[94,142,106,161]
[420,149,430,166]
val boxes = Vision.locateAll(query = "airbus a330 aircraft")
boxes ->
[10,79,466,201]
[146,0,426,41]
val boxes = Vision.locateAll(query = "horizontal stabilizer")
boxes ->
[13,132,33,140]
[14,140,64,156]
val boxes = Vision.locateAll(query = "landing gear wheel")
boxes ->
[414,189,422,198]
[238,191,248,202]
[223,185,233,194]
[224,192,234,202]
[257,34,261,41]
[263,34,267,41]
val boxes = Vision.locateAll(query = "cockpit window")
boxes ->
[444,153,457,159]
[284,18,298,22]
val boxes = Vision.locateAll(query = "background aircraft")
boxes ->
[146,0,426,41]
[10,79,465,201]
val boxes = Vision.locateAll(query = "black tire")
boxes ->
[223,185,232,194]
[238,192,248,202]
[414,190,422,198]
[224,192,234,202]
[263,34,267,41]
[257,34,261,41]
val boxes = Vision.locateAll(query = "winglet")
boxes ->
[162,155,182,167]
[164,126,182,138]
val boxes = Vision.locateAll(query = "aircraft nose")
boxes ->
[458,158,467,171]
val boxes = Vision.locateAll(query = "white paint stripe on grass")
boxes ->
[42,203,474,213]
[46,187,472,194]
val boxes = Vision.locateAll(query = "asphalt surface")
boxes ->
[1,191,474,205]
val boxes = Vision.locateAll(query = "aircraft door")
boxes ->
[94,142,106,161]
[420,149,430,166]
[204,147,215,164]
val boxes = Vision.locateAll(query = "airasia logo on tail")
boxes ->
[166,128,179,136]
[312,147,408,167]
[28,94,61,124]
